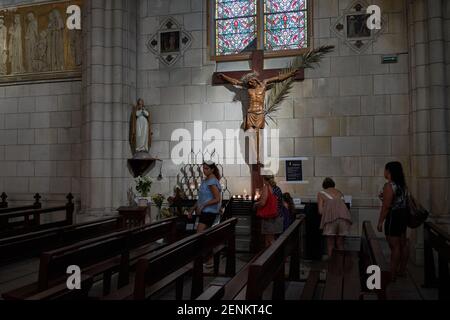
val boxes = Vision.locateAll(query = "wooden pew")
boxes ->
[322,221,390,300]
[0,193,74,238]
[0,216,125,265]
[359,221,391,300]
[2,217,178,300]
[25,275,94,301]
[244,217,303,300]
[199,217,305,301]
[0,193,42,214]
[322,250,360,300]
[103,218,238,300]
[423,221,450,300]
[299,270,321,300]
[196,249,265,300]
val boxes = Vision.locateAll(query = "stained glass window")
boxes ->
[215,0,257,56]
[264,0,308,51]
[211,0,310,58]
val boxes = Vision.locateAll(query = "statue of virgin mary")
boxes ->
[129,99,152,154]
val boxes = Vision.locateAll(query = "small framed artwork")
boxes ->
[346,13,371,39]
[331,1,385,54]
[147,18,192,66]
[160,31,180,53]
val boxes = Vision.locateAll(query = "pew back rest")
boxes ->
[37,217,179,291]
[133,232,203,299]
[202,218,237,252]
[0,217,123,265]
[361,221,391,292]
[133,218,238,299]
[39,234,128,290]
[129,217,178,248]
[245,218,303,300]
[0,197,74,238]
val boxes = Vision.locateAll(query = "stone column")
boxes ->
[407,0,450,264]
[81,0,137,215]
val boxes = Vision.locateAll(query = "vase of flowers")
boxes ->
[152,193,165,219]
[135,176,152,206]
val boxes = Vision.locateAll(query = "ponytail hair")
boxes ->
[203,161,221,180]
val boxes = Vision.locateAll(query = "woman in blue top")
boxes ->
[188,160,222,232]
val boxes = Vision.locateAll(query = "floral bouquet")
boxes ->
[135,176,152,197]
[152,193,165,209]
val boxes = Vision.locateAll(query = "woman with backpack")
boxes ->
[255,175,283,247]
[377,162,410,281]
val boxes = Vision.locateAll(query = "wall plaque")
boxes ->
[147,17,192,67]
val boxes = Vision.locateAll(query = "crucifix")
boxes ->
[212,50,305,196]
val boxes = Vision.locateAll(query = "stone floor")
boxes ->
[0,238,439,300]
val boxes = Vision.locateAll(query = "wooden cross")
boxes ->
[212,50,305,196]
[212,50,304,85]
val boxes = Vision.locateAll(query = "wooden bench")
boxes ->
[0,193,42,214]
[423,221,450,300]
[2,217,178,300]
[359,221,391,300]
[0,193,74,238]
[198,217,306,300]
[321,221,390,300]
[322,250,360,300]
[0,216,125,265]
[196,249,265,300]
[25,275,94,301]
[103,218,238,300]
[299,270,321,300]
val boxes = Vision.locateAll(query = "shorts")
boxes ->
[198,213,219,228]
[322,219,351,236]
[261,215,283,235]
[385,208,408,237]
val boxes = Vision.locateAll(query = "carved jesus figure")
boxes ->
[218,70,297,163]
[218,70,297,131]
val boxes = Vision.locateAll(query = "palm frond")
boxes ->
[264,45,335,121]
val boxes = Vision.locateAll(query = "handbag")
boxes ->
[256,187,279,219]
[406,193,429,228]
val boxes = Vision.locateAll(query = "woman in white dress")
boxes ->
[129,99,152,154]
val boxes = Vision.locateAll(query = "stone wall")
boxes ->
[138,0,411,235]
[0,0,82,208]
[407,0,450,264]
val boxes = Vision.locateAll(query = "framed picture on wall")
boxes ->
[160,31,181,53]
[147,18,192,66]
[346,13,371,39]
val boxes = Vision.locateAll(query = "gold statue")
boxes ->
[129,98,152,154]
[218,70,297,162]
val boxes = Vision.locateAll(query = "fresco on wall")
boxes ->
[0,0,82,83]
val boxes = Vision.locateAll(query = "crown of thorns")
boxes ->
[240,71,260,85]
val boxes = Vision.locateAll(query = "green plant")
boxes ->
[265,45,335,124]
[152,193,165,209]
[135,176,152,197]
